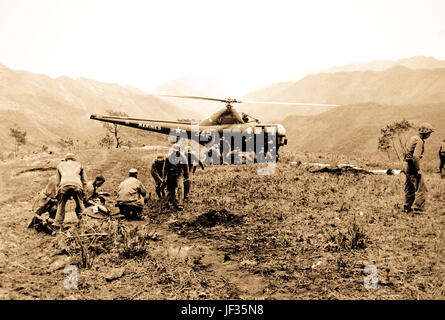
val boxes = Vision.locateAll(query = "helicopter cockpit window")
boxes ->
[217,110,244,124]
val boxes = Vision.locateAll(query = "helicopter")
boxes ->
[89,95,339,164]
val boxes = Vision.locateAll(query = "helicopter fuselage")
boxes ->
[89,113,287,156]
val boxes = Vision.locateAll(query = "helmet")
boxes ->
[95,175,105,183]
[418,122,434,134]
[65,153,76,161]
[156,154,165,161]
[129,168,138,174]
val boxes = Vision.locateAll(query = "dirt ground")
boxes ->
[0,148,444,300]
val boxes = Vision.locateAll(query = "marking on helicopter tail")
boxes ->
[138,123,161,130]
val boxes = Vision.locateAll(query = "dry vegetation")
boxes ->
[0,147,444,300]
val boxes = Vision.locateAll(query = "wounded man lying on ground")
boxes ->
[84,197,110,218]
[84,175,110,207]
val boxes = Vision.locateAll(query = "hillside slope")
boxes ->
[0,64,194,153]
[243,66,445,122]
[282,102,445,162]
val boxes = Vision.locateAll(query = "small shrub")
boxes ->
[326,219,368,251]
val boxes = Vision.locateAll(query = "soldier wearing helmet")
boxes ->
[53,153,88,232]
[402,122,434,213]
[151,155,166,199]
[164,144,188,210]
[183,146,205,200]
[439,139,445,177]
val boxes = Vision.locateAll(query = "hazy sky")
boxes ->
[1,0,444,96]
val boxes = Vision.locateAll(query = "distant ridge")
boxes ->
[323,56,445,73]
[242,62,445,122]
[282,102,445,161]
[0,64,196,153]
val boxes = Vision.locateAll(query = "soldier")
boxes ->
[84,175,107,207]
[84,197,109,218]
[53,153,88,231]
[151,155,166,199]
[116,168,148,220]
[184,146,205,200]
[207,143,220,165]
[220,136,231,164]
[439,139,445,177]
[165,145,188,210]
[403,122,434,213]
[28,175,58,228]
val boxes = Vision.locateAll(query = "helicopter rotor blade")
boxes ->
[159,95,233,103]
[159,94,339,107]
[240,100,340,107]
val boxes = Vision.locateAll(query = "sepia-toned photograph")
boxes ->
[0,0,444,305]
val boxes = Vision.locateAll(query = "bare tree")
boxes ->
[102,110,129,148]
[9,127,27,157]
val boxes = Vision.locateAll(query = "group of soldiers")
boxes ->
[151,145,204,210]
[29,145,204,234]
[29,123,443,234]
[29,153,110,232]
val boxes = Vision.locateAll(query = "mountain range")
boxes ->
[0,64,196,154]
[1,56,444,160]
[243,65,445,122]
[322,56,445,73]
[153,56,445,123]
[281,102,445,163]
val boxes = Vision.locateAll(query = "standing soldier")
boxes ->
[116,168,148,220]
[184,146,205,200]
[403,122,434,213]
[151,155,166,199]
[439,139,445,177]
[165,145,188,210]
[220,136,231,164]
[53,153,87,232]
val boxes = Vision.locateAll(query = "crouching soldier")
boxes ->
[165,145,188,211]
[28,175,58,228]
[53,153,87,232]
[116,168,148,220]
[151,155,166,199]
